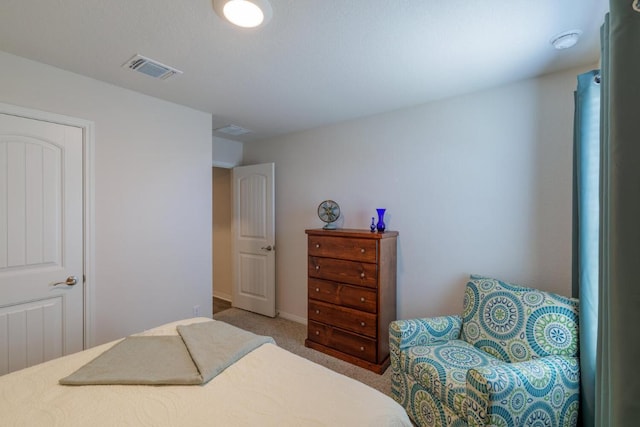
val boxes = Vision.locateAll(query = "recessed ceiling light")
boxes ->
[550,30,583,50]
[213,0,272,29]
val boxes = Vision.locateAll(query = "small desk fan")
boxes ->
[317,200,340,230]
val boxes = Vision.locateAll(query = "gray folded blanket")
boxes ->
[59,320,275,386]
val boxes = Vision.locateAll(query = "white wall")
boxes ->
[0,52,213,345]
[213,136,243,168]
[244,66,590,321]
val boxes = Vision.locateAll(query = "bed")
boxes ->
[0,317,412,426]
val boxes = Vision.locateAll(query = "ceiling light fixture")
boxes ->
[213,0,272,29]
[550,30,583,50]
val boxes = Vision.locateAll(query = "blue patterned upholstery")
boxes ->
[390,276,580,427]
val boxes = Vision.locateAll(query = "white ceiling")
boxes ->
[0,0,608,142]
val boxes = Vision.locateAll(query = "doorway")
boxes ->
[212,163,276,317]
[212,167,233,308]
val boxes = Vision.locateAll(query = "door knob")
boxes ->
[261,245,273,251]
[53,276,78,287]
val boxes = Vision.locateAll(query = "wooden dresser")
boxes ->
[304,228,398,374]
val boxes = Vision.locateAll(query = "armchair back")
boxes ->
[461,277,579,363]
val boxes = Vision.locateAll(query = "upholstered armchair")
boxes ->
[389,276,580,427]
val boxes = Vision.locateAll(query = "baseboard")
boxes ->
[212,291,232,302]
[277,310,307,325]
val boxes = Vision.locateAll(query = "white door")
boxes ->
[0,113,84,375]
[231,163,276,317]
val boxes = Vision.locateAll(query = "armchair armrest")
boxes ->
[389,315,462,351]
[465,356,580,427]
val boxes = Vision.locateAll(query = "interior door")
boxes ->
[231,163,276,317]
[0,113,84,375]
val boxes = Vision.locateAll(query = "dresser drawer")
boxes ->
[308,256,377,288]
[308,278,377,313]
[308,236,377,263]
[308,321,377,363]
[308,300,377,338]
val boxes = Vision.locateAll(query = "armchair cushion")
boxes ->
[461,277,579,363]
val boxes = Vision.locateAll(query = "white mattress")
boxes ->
[0,318,411,426]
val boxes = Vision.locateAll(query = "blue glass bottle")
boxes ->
[376,208,386,232]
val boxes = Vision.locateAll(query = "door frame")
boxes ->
[0,102,95,348]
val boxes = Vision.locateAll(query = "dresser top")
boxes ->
[305,228,398,239]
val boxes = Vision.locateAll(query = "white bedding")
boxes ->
[0,317,412,426]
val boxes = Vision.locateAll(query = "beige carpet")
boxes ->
[213,307,392,395]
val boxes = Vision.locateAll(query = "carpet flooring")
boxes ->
[212,297,232,314]
[213,307,392,395]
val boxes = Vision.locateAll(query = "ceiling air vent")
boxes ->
[122,54,183,80]
[214,124,252,136]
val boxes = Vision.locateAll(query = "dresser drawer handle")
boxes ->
[360,272,365,278]
[315,288,320,292]
[360,321,366,327]
[315,265,320,270]
[315,330,320,335]
[360,248,365,253]
[360,346,365,351]
[315,243,320,248]
[315,310,320,314]
[360,297,365,302]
